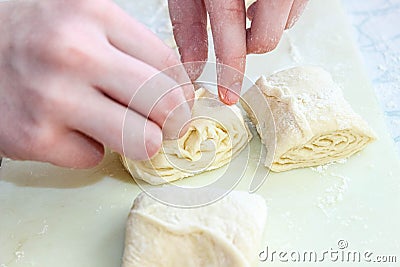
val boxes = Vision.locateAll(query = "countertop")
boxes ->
[1,1,399,267]
[343,0,400,154]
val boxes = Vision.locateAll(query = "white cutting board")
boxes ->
[1,1,400,266]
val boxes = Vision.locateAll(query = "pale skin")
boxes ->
[168,0,308,104]
[0,0,307,168]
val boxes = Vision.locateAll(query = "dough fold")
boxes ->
[241,66,376,172]
[122,190,267,267]
[122,88,252,184]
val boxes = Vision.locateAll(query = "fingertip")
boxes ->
[184,61,207,82]
[285,17,298,30]
[162,105,191,140]
[246,0,292,54]
[153,85,192,140]
[77,142,105,168]
[215,62,244,105]
[218,85,240,105]
[122,115,162,161]
[144,122,163,159]
[246,2,257,21]
[285,0,308,30]
[246,29,281,54]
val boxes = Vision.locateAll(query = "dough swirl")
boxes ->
[122,88,252,184]
[242,66,376,172]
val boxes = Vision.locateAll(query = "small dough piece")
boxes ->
[122,190,267,267]
[242,66,376,172]
[122,88,252,185]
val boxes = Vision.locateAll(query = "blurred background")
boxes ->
[343,0,400,154]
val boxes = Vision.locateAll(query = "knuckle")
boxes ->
[60,45,94,69]
[51,43,98,74]
[35,88,66,115]
[224,6,244,17]
[30,26,97,73]
[209,2,244,21]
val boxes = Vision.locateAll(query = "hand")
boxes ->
[0,0,194,168]
[168,0,308,105]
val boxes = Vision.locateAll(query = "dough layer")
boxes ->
[122,88,252,184]
[122,190,267,267]
[242,66,376,172]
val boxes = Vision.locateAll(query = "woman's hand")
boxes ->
[168,0,308,105]
[0,0,194,168]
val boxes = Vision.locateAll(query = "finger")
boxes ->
[7,122,104,168]
[246,0,294,54]
[103,1,194,106]
[285,0,308,29]
[247,2,257,21]
[204,0,247,105]
[168,0,208,81]
[43,130,104,169]
[68,91,162,161]
[94,45,192,140]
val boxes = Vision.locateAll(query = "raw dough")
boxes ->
[122,189,267,267]
[122,88,252,185]
[241,66,376,172]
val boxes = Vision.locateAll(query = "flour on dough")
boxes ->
[122,189,267,267]
[241,66,376,172]
[122,88,252,185]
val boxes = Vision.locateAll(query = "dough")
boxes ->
[122,189,267,267]
[122,88,252,185]
[241,66,376,172]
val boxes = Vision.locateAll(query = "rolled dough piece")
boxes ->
[122,190,267,267]
[241,66,376,172]
[122,88,252,185]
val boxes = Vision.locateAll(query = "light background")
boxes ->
[343,0,400,154]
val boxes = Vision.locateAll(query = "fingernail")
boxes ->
[145,128,162,159]
[219,84,241,105]
[286,17,298,29]
[218,86,228,103]
[227,82,241,104]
